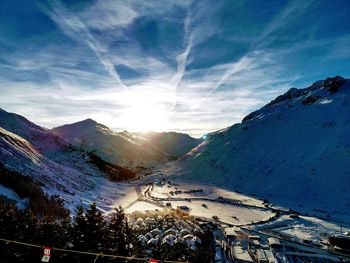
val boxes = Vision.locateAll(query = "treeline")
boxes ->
[0,165,214,262]
[0,202,215,262]
[0,202,130,262]
[87,151,135,181]
[0,164,69,219]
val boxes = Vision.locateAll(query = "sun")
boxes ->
[118,89,172,132]
[120,105,169,132]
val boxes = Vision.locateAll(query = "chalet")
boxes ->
[264,249,278,263]
[231,245,254,263]
[289,213,299,219]
[255,248,278,263]
[256,249,268,263]
[267,237,281,248]
[329,235,350,252]
[177,205,190,212]
[252,240,260,247]
[180,229,191,236]
[162,234,177,246]
[224,227,242,240]
[147,237,159,246]
[248,235,261,240]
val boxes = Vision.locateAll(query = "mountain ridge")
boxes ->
[52,119,167,171]
[0,109,135,197]
[179,76,350,218]
[52,119,202,171]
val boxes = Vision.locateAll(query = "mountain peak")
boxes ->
[182,75,350,218]
[52,118,113,141]
[242,76,348,122]
[53,118,103,130]
[267,76,347,107]
[0,108,45,136]
[79,118,98,126]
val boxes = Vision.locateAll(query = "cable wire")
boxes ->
[0,238,189,263]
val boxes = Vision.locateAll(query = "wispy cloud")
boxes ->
[205,0,314,97]
[43,0,128,90]
[1,0,350,136]
[170,6,193,90]
[80,0,138,30]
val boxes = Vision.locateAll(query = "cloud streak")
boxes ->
[205,0,315,97]
[0,0,350,136]
[44,0,128,90]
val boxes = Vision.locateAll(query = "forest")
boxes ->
[0,199,215,262]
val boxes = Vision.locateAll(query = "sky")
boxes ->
[0,0,349,137]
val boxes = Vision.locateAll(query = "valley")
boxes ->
[1,76,350,262]
[38,158,348,262]
[1,0,350,260]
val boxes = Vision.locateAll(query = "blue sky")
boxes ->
[0,0,349,136]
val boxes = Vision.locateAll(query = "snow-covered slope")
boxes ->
[52,119,167,170]
[0,126,94,193]
[135,131,202,157]
[0,109,135,195]
[180,76,350,217]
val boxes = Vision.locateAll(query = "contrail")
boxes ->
[44,0,128,91]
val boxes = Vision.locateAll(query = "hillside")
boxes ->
[179,76,350,217]
[135,131,202,157]
[52,120,201,171]
[0,109,135,200]
[52,119,167,170]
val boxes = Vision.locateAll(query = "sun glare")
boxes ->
[120,105,169,132]
[118,90,172,132]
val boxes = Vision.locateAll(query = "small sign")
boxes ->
[41,247,51,262]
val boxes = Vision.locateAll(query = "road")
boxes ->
[139,183,286,227]
[240,226,350,262]
[130,182,350,262]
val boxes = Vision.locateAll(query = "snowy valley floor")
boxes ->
[48,163,350,262]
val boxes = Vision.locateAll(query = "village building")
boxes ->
[267,237,281,249]
[231,245,254,263]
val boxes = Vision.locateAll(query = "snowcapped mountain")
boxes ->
[0,109,135,196]
[52,119,167,170]
[0,126,93,194]
[135,131,202,157]
[179,76,350,216]
[52,120,201,171]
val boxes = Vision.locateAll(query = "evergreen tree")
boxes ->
[0,202,17,239]
[108,206,130,256]
[85,203,106,252]
[17,209,38,243]
[37,217,71,249]
[72,204,88,250]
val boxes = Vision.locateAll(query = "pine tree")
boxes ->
[72,204,88,250]
[17,209,38,243]
[37,217,71,249]
[85,203,107,252]
[0,203,17,239]
[108,206,130,256]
